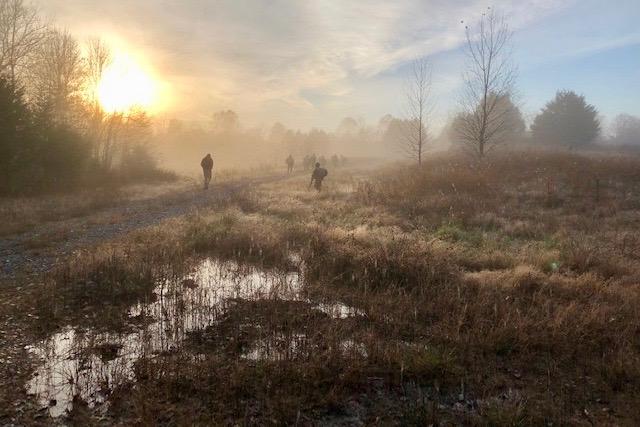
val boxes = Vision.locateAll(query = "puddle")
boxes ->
[26,257,364,418]
[27,258,302,417]
[26,328,139,418]
[315,301,365,319]
[242,334,367,361]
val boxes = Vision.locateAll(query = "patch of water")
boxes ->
[27,258,301,417]
[27,257,364,418]
[315,301,365,319]
[241,334,367,361]
[26,328,139,418]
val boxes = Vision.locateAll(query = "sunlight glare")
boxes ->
[98,54,158,113]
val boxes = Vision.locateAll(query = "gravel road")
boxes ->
[0,174,285,281]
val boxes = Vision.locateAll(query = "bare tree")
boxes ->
[85,37,111,102]
[0,0,46,85]
[457,9,517,157]
[401,58,432,164]
[83,37,112,161]
[95,108,153,171]
[611,114,640,146]
[28,29,85,123]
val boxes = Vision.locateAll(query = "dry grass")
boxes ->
[0,180,190,236]
[7,148,640,425]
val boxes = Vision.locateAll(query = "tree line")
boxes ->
[2,2,638,193]
[0,0,167,195]
[398,9,639,164]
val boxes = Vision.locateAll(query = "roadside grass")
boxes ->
[0,170,285,239]
[0,180,191,237]
[0,189,126,236]
[32,230,185,336]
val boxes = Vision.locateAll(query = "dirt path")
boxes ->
[0,174,289,282]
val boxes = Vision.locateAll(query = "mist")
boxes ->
[2,0,640,425]
[7,0,635,180]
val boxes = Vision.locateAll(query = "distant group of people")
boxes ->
[286,153,342,192]
[200,152,344,192]
[286,153,347,176]
[300,153,347,171]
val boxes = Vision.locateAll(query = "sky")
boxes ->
[34,0,640,133]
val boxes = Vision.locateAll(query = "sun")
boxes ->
[97,53,158,113]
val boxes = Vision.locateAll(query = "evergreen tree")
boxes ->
[0,75,90,194]
[0,76,34,193]
[531,90,600,146]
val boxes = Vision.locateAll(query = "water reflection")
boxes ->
[27,328,139,417]
[27,257,363,418]
[242,334,368,362]
[27,258,301,417]
[315,301,364,319]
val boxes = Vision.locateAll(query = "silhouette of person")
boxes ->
[201,153,213,189]
[286,154,294,174]
[309,162,328,192]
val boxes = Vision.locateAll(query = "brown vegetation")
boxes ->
[4,148,640,425]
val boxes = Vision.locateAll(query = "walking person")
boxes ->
[201,153,214,189]
[286,154,295,174]
[309,162,328,192]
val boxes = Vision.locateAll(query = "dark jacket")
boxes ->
[201,156,213,170]
[312,167,328,180]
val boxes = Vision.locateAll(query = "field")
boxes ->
[2,148,640,425]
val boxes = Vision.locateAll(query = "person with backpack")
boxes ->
[309,162,328,191]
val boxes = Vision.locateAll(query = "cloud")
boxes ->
[34,0,576,128]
